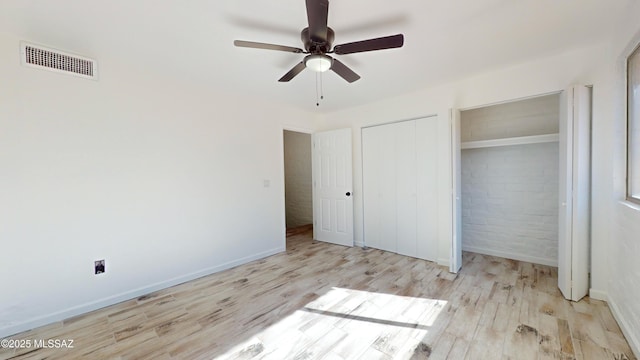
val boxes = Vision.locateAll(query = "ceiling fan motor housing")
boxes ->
[302,27,335,53]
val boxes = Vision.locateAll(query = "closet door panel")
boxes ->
[378,126,398,252]
[395,120,418,257]
[362,126,383,251]
[416,116,439,261]
[362,125,396,252]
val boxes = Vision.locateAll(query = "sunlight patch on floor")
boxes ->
[217,287,447,359]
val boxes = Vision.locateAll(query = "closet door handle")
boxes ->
[346,192,351,197]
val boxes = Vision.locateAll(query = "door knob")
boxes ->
[346,192,351,197]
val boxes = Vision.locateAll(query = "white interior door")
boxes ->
[558,86,591,301]
[312,128,353,247]
[450,109,463,273]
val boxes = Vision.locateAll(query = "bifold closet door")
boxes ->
[416,117,438,261]
[362,124,397,252]
[395,120,417,257]
[362,117,439,261]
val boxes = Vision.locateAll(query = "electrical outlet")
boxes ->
[94,260,105,275]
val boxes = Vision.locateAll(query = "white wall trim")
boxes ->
[0,246,284,339]
[608,297,640,359]
[588,288,608,302]
[462,245,558,267]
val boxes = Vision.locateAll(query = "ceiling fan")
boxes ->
[233,0,404,83]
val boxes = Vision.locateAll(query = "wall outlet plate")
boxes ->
[94,260,105,275]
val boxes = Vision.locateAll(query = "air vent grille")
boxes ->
[21,42,98,80]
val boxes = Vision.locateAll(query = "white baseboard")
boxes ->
[462,245,558,267]
[588,288,608,302]
[0,246,284,339]
[607,297,640,359]
[355,241,365,248]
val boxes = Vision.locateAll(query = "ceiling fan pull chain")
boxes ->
[316,72,320,106]
[320,71,324,100]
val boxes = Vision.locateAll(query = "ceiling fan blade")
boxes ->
[333,34,404,55]
[330,58,360,83]
[306,0,329,42]
[228,16,300,37]
[279,62,307,82]
[234,40,304,53]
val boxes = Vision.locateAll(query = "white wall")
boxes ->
[0,31,315,337]
[283,131,312,228]
[604,2,640,355]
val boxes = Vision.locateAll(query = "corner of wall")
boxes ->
[588,288,608,302]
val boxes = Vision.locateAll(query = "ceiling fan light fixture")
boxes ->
[305,54,332,72]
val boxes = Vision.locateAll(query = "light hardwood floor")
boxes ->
[1,228,635,360]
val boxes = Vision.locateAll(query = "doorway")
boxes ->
[283,130,313,238]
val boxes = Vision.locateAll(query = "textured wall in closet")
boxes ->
[461,94,559,141]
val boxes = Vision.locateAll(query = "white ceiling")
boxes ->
[0,0,633,113]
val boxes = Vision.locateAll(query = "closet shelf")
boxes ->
[461,133,559,149]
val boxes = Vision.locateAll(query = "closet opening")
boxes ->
[460,94,561,267]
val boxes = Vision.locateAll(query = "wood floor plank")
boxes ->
[446,336,470,359]
[0,229,635,360]
[558,318,577,358]
[538,313,563,359]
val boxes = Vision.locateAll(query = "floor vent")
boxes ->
[20,42,98,80]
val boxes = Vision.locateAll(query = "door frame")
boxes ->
[451,109,462,273]
[280,125,314,245]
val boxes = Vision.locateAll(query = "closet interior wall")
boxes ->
[460,94,561,266]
